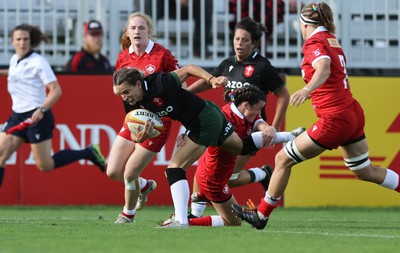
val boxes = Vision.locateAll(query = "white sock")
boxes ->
[123,208,136,215]
[248,167,267,182]
[191,202,207,217]
[274,132,294,144]
[211,215,224,227]
[138,177,146,189]
[380,169,399,190]
[170,179,190,224]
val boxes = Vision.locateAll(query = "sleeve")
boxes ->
[304,38,331,68]
[261,60,285,94]
[37,57,57,85]
[162,49,179,72]
[211,59,226,77]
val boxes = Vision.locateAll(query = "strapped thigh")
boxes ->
[283,141,307,164]
[344,152,371,170]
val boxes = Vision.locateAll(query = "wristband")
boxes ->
[208,76,215,85]
[302,87,311,92]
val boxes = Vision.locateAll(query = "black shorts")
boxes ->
[2,109,54,143]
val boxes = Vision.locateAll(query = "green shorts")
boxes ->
[186,100,235,146]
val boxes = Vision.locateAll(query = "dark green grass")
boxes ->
[0,206,399,253]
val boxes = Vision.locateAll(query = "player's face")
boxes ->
[127,16,150,47]
[113,81,143,105]
[300,23,307,40]
[12,30,31,58]
[84,32,103,54]
[233,29,255,61]
[241,100,265,123]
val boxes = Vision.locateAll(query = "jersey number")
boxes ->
[338,54,349,89]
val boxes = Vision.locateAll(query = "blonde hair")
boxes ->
[301,2,335,34]
[120,12,155,50]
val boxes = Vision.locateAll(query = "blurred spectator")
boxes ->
[229,0,285,40]
[65,20,112,74]
[141,0,213,57]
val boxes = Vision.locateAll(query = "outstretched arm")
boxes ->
[174,64,227,88]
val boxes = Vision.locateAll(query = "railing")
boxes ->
[0,0,399,71]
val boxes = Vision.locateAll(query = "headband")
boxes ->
[300,13,319,25]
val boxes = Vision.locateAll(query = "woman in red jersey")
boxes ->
[160,86,303,227]
[106,12,179,223]
[233,2,400,230]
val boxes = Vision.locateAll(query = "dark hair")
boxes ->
[11,24,47,48]
[301,2,335,33]
[234,17,266,44]
[224,86,265,107]
[113,68,144,86]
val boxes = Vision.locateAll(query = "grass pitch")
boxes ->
[0,206,399,253]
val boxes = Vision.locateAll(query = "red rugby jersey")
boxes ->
[301,27,355,114]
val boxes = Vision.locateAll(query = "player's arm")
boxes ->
[30,81,62,123]
[186,79,211,93]
[254,120,276,147]
[290,58,331,107]
[271,86,290,131]
[0,69,8,76]
[173,64,227,88]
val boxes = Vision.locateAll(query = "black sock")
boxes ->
[52,148,90,169]
[0,167,4,187]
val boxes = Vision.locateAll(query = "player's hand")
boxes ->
[176,133,186,147]
[210,76,228,88]
[261,126,276,147]
[132,119,154,143]
[290,88,310,107]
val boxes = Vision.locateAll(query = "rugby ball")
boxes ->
[125,109,164,138]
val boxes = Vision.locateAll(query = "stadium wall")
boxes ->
[0,75,398,207]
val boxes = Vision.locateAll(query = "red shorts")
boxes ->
[196,147,236,203]
[118,117,172,152]
[307,100,365,149]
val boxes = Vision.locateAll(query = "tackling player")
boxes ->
[233,2,400,230]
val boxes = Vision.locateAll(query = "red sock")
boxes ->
[122,212,135,219]
[395,182,400,193]
[141,181,149,193]
[188,216,212,226]
[257,198,277,218]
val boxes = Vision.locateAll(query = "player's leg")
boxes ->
[107,135,135,180]
[0,133,24,187]
[189,195,241,227]
[340,139,399,192]
[232,133,325,229]
[163,135,206,227]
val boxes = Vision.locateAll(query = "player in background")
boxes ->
[160,86,304,227]
[113,65,282,228]
[106,12,179,224]
[232,2,400,230]
[0,24,106,188]
[187,17,290,218]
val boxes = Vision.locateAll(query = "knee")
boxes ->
[36,161,53,172]
[124,170,140,182]
[274,149,290,168]
[106,167,123,180]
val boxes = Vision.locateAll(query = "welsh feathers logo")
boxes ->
[152,97,164,107]
[146,64,156,74]
[243,65,254,77]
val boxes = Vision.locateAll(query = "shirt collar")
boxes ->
[128,39,155,54]
[309,26,328,39]
[230,102,244,119]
